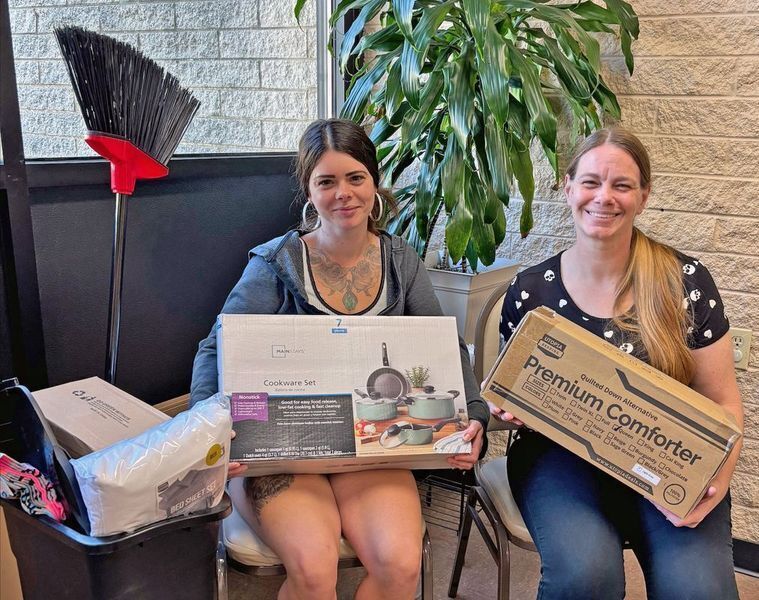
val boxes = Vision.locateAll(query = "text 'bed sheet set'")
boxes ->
[217,315,471,475]
[483,307,742,519]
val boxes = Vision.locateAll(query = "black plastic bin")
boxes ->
[2,493,231,600]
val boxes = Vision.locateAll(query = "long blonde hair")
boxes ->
[566,129,695,384]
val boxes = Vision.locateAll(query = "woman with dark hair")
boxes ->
[492,128,743,599]
[190,118,488,600]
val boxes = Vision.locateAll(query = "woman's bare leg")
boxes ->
[329,470,422,600]
[229,474,342,600]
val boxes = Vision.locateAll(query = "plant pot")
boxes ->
[427,257,520,344]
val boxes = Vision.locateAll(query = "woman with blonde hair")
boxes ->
[492,128,742,599]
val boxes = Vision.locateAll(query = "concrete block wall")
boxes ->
[492,3,758,543]
[8,0,317,157]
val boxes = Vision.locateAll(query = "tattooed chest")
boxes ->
[309,245,381,312]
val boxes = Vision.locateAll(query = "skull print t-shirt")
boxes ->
[498,251,730,365]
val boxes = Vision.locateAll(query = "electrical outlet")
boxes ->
[730,327,752,371]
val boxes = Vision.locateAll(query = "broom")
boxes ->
[54,26,200,384]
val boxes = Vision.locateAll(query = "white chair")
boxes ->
[447,281,537,600]
[218,494,433,600]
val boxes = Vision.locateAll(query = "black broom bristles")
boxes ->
[54,26,200,166]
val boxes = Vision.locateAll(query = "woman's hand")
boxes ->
[650,483,725,528]
[487,400,524,427]
[227,430,247,478]
[447,420,484,470]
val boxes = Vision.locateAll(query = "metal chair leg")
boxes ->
[216,525,228,600]
[447,486,477,598]
[496,530,511,600]
[421,528,433,600]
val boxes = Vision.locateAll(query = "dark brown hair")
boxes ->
[295,118,396,234]
[566,128,694,384]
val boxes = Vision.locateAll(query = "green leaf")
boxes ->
[293,0,308,23]
[445,197,473,263]
[444,50,475,151]
[519,196,534,237]
[464,241,480,272]
[412,1,456,51]
[385,60,405,119]
[506,96,530,141]
[400,39,424,109]
[441,135,465,213]
[403,69,444,142]
[529,32,591,99]
[377,141,397,163]
[392,0,415,41]
[603,0,639,38]
[480,19,511,127]
[483,114,511,205]
[573,18,615,34]
[415,163,432,238]
[467,174,496,265]
[355,24,404,56]
[331,0,369,26]
[340,50,399,122]
[508,134,535,204]
[569,1,619,23]
[508,43,557,155]
[462,0,490,56]
[491,190,507,245]
[620,27,634,74]
[337,0,386,73]
[593,78,622,119]
[499,0,601,70]
[423,108,447,162]
[414,159,441,239]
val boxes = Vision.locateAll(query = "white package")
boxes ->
[71,394,232,537]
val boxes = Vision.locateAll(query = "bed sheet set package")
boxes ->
[217,314,472,476]
[71,394,232,537]
[482,306,742,519]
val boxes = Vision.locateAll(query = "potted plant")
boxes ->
[405,365,431,392]
[295,0,639,267]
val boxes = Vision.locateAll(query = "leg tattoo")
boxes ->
[244,474,295,520]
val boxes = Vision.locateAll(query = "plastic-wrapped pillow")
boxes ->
[71,393,231,537]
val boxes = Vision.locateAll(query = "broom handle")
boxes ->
[105,192,129,384]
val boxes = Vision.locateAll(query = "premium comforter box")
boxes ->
[217,315,471,475]
[32,377,170,458]
[482,307,742,519]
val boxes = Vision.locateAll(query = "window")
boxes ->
[9,0,321,158]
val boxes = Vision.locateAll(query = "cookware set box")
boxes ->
[217,315,471,476]
[483,306,742,519]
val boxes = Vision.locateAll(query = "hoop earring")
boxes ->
[370,192,384,223]
[301,200,321,229]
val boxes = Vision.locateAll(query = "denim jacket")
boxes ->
[189,230,489,429]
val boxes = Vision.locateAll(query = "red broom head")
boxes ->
[54,26,200,195]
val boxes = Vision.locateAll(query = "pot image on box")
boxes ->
[351,341,468,454]
[482,307,742,519]
[218,315,471,476]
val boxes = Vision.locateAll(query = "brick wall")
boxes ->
[492,3,758,542]
[8,0,317,157]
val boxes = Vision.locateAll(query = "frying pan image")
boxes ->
[366,343,410,399]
